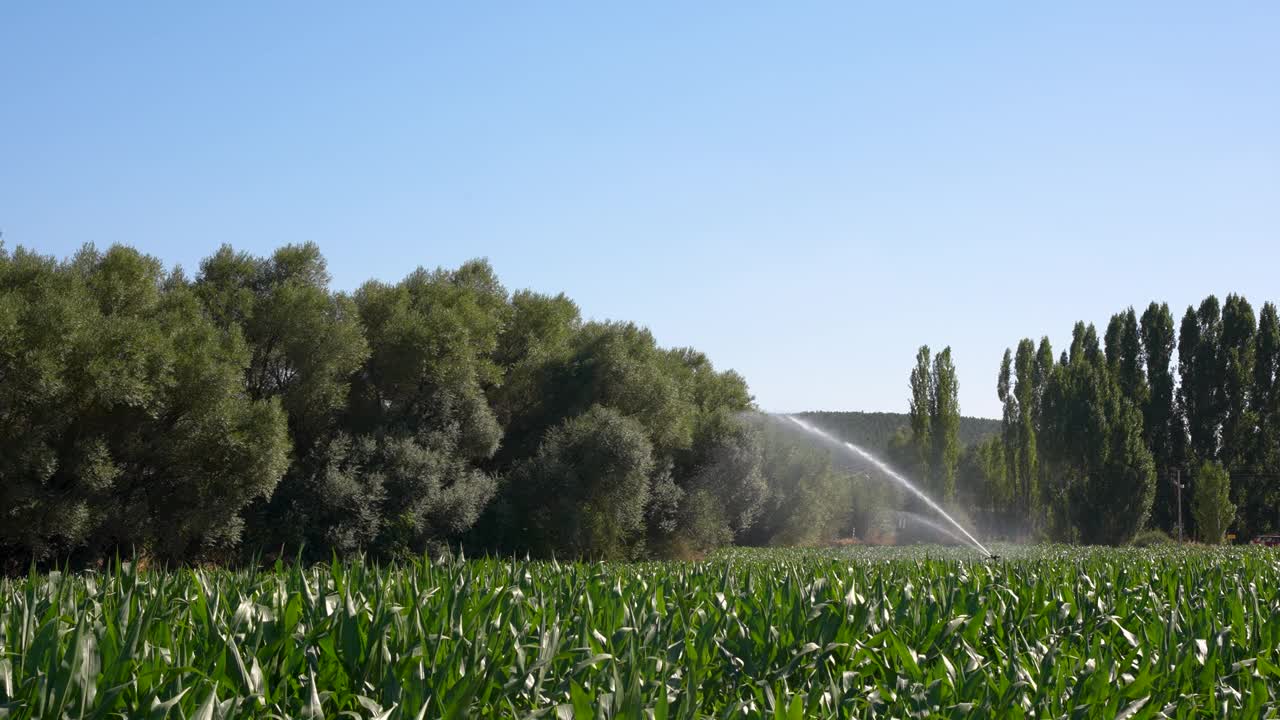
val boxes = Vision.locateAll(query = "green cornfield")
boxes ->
[4,546,1280,718]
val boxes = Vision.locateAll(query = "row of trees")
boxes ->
[0,242,858,565]
[951,295,1280,544]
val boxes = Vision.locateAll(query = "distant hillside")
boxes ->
[797,411,1001,452]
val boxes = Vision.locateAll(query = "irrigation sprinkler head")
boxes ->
[985,554,1002,562]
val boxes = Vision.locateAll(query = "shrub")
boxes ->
[513,405,654,559]
[1130,528,1174,547]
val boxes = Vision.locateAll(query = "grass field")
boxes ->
[3,545,1280,718]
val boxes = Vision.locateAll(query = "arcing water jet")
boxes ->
[779,414,993,557]
[893,509,971,546]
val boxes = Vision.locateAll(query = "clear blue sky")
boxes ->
[3,3,1277,419]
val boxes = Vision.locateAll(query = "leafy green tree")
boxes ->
[485,299,763,556]
[470,291,585,553]
[1041,328,1155,545]
[1140,302,1179,531]
[1038,353,1092,542]
[487,317,728,555]
[631,346,761,550]
[886,426,916,478]
[0,245,290,561]
[1255,303,1280,509]
[1105,308,1149,409]
[0,246,97,557]
[1220,295,1257,470]
[516,321,695,462]
[196,244,368,442]
[1032,338,1056,530]
[996,340,1044,535]
[1192,461,1235,544]
[898,345,960,503]
[1068,321,1102,366]
[958,436,1010,537]
[740,421,854,547]
[194,244,371,552]
[930,347,960,501]
[512,406,654,559]
[1093,395,1158,546]
[134,286,291,559]
[1179,297,1225,465]
[488,290,581,432]
[996,349,1022,524]
[1219,295,1261,534]
[342,262,508,554]
[679,408,766,542]
[671,487,733,553]
[908,346,933,479]
[1033,338,1055,422]
[1012,339,1040,525]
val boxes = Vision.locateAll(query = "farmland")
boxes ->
[3,546,1280,718]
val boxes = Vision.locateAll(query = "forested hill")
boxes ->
[797,411,1001,451]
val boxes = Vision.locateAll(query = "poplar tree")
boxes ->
[1255,303,1280,477]
[930,347,961,502]
[1254,304,1280,535]
[1013,339,1040,526]
[909,346,934,480]
[1217,294,1263,535]
[1179,297,1224,465]
[1220,294,1257,472]
[1041,327,1155,545]
[996,340,1044,534]
[1105,308,1148,409]
[1033,338,1055,424]
[997,349,1022,525]
[1140,302,1178,530]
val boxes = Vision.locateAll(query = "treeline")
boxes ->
[951,296,1280,544]
[0,242,858,565]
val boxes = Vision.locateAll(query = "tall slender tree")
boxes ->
[1033,338,1055,424]
[1220,294,1258,471]
[1254,303,1280,534]
[1105,308,1148,409]
[1180,296,1225,465]
[1105,314,1123,368]
[930,347,961,502]
[1032,337,1058,533]
[1256,303,1280,472]
[997,348,1021,525]
[1013,339,1039,526]
[1041,327,1155,545]
[908,346,934,480]
[1218,294,1262,535]
[1140,302,1178,531]
[996,341,1044,535]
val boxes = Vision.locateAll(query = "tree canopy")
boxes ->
[0,242,861,565]
[967,294,1280,543]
